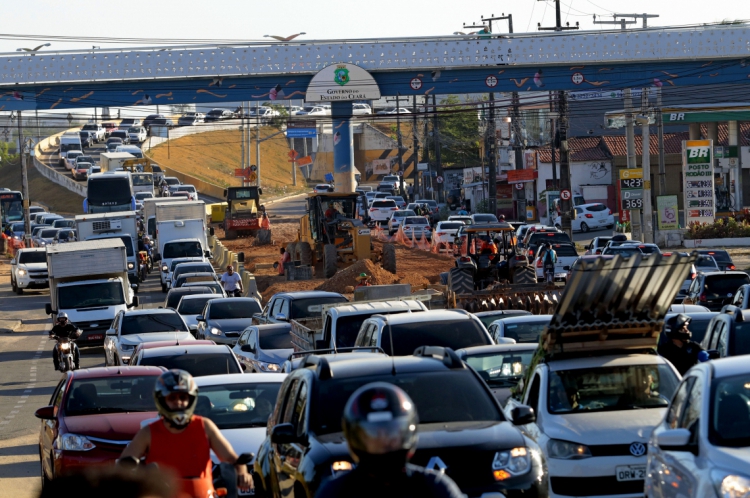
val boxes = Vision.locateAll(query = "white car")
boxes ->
[65,150,84,171]
[352,103,372,115]
[86,165,101,177]
[194,374,286,471]
[169,184,198,201]
[376,107,411,115]
[447,215,473,226]
[506,353,681,498]
[10,248,48,294]
[127,126,148,143]
[104,309,194,366]
[381,175,400,190]
[251,106,280,123]
[554,203,615,233]
[399,216,432,241]
[297,106,330,116]
[386,195,407,209]
[175,293,221,332]
[368,199,398,224]
[387,209,416,235]
[431,220,464,247]
[533,242,579,282]
[646,356,750,498]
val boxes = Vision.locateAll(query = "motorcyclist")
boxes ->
[315,382,463,498]
[658,314,704,375]
[541,242,557,284]
[221,265,243,297]
[119,370,253,498]
[49,312,80,370]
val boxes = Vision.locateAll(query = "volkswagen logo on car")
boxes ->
[629,442,646,457]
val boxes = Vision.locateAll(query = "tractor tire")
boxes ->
[225,229,237,240]
[256,229,272,245]
[296,242,312,266]
[512,266,537,285]
[382,244,397,274]
[324,244,338,278]
[286,243,298,262]
[448,268,474,295]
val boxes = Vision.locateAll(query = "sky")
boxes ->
[1,0,748,54]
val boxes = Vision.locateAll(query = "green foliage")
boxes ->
[616,221,631,233]
[437,95,481,168]
[474,198,491,214]
[0,142,18,167]
[264,104,290,130]
[685,217,750,239]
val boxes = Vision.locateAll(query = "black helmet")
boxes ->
[342,383,418,466]
[153,369,198,428]
[666,314,692,341]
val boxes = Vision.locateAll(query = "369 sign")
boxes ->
[623,198,644,209]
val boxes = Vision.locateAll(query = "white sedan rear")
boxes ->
[555,203,614,233]
[431,220,465,248]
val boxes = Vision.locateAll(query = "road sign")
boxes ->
[515,182,524,190]
[250,165,257,172]
[287,120,316,128]
[286,128,317,138]
[560,189,571,200]
[410,77,423,90]
[234,168,250,178]
[436,175,443,184]
[571,73,584,85]
[485,75,498,88]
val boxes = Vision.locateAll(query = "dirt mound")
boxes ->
[316,259,398,294]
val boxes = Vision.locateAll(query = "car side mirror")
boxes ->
[196,316,205,322]
[45,303,54,315]
[706,349,721,360]
[655,428,693,452]
[270,423,300,445]
[275,314,287,322]
[10,259,15,265]
[510,405,536,426]
[106,328,116,336]
[34,406,55,420]
[241,344,254,353]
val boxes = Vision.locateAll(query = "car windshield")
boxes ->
[313,371,503,435]
[695,256,718,269]
[335,310,416,349]
[64,375,157,416]
[291,297,347,319]
[259,330,294,350]
[465,350,535,387]
[177,296,216,315]
[604,246,642,256]
[135,193,153,200]
[195,383,282,429]
[386,319,490,356]
[128,127,140,133]
[165,288,212,309]
[501,318,550,343]
[710,374,750,447]
[548,364,679,414]
[59,282,125,309]
[372,201,396,208]
[529,233,572,246]
[170,259,201,271]
[175,274,215,287]
[705,275,750,298]
[477,312,530,328]
[700,251,732,264]
[121,313,187,335]
[41,229,58,238]
[208,300,262,319]
[140,353,241,376]
[18,251,46,264]
[164,241,203,259]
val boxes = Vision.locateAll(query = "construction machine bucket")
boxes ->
[543,253,696,356]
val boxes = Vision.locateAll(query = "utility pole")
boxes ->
[625,89,641,240]
[255,101,261,187]
[412,95,419,203]
[432,94,443,202]
[396,95,405,196]
[593,13,659,29]
[639,91,654,243]
[15,112,31,245]
[538,0,577,236]
[656,88,666,196]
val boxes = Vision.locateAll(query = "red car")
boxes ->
[35,366,164,485]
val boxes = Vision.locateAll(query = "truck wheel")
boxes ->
[324,244,338,278]
[382,244,397,274]
[448,268,474,295]
[513,266,537,284]
[225,229,237,240]
[286,243,297,262]
[296,242,312,266]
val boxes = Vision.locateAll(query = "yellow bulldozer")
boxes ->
[291,192,396,278]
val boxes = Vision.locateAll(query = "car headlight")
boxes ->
[161,265,168,272]
[120,343,135,351]
[210,327,221,336]
[127,262,135,270]
[331,460,354,476]
[547,439,592,460]
[492,447,531,480]
[39,241,46,245]
[258,361,281,372]
[58,433,96,451]
[713,471,750,498]
[17,269,26,276]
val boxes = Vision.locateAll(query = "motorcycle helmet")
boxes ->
[57,312,68,322]
[342,382,418,468]
[153,369,198,428]
[666,313,692,341]
[498,214,506,221]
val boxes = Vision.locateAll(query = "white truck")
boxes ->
[100,152,136,172]
[290,297,429,352]
[58,132,83,167]
[45,239,138,347]
[142,196,188,239]
[75,211,141,292]
[10,248,49,294]
[156,218,213,293]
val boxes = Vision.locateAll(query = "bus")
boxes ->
[0,190,23,231]
[83,173,136,214]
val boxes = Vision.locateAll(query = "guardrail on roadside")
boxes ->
[32,130,86,198]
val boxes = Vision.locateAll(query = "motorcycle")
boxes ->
[51,335,79,372]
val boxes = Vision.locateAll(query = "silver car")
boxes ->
[196,297,263,345]
[175,293,220,333]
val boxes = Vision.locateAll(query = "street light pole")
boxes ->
[15,112,32,246]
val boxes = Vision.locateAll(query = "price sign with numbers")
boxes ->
[683,140,715,224]
[619,168,644,212]
[623,198,644,210]
[620,177,644,189]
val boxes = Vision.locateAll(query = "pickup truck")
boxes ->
[289,298,429,352]
[252,291,347,325]
[80,123,105,143]
[10,248,49,294]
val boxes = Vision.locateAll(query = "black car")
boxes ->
[683,271,750,311]
[697,249,736,271]
[205,109,234,122]
[730,284,750,309]
[78,131,93,148]
[254,347,545,498]
[700,305,750,358]
[524,230,572,259]
[142,114,164,128]
[163,285,216,309]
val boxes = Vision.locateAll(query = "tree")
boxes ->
[0,141,17,168]
[437,95,482,168]
[262,103,290,130]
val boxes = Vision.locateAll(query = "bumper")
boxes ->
[17,277,49,289]
[548,456,646,498]
[54,446,126,477]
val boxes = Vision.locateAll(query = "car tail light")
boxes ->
[595,250,602,255]
[663,252,672,256]
[515,256,525,261]
[391,207,398,210]
[728,264,736,270]
[436,232,445,236]
[607,209,612,215]
[699,293,707,302]
[546,233,555,236]
[369,208,376,212]
[528,249,534,257]
[460,256,472,262]
[536,259,543,268]
[585,214,594,218]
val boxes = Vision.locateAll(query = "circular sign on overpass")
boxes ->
[410,77,423,90]
[571,72,584,85]
[485,75,498,88]
[560,189,572,200]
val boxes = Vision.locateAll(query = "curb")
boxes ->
[0,320,23,333]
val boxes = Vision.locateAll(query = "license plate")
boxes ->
[33,279,46,283]
[87,334,103,341]
[616,465,646,482]
[239,488,255,496]
[599,219,607,223]
[555,272,567,278]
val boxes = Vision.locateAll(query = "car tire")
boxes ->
[11,277,17,293]
[16,284,23,295]
[607,224,614,229]
[296,242,312,266]
[161,283,167,293]
[580,222,590,233]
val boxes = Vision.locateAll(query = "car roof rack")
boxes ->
[413,346,465,369]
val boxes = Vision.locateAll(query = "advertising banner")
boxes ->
[682,140,715,225]
[371,159,392,175]
[657,195,679,230]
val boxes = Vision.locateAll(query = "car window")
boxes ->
[281,380,300,424]
[526,374,541,414]
[208,300,261,319]
[372,200,397,208]
[247,329,257,351]
[552,245,578,257]
[195,382,281,430]
[386,319,490,356]
[64,375,158,416]
[704,274,750,298]
[667,377,695,429]
[501,318,550,343]
[680,374,703,437]
[259,329,293,350]
[294,382,308,437]
[709,373,750,447]
[177,296,216,315]
[50,379,66,408]
[140,352,241,376]
[279,299,290,319]
[289,297,346,319]
[585,204,608,212]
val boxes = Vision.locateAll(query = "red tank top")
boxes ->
[146,416,214,498]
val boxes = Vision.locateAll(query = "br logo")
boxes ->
[688,147,710,158]
[334,66,350,86]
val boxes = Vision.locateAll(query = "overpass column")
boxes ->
[331,101,356,193]
[689,123,701,140]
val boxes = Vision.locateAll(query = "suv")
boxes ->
[368,199,398,224]
[729,283,750,309]
[80,123,105,143]
[10,248,48,294]
[696,249,736,271]
[355,309,492,355]
[554,202,614,233]
[699,305,750,359]
[682,271,750,311]
[104,308,192,366]
[253,291,348,325]
[533,242,578,282]
[254,348,544,497]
